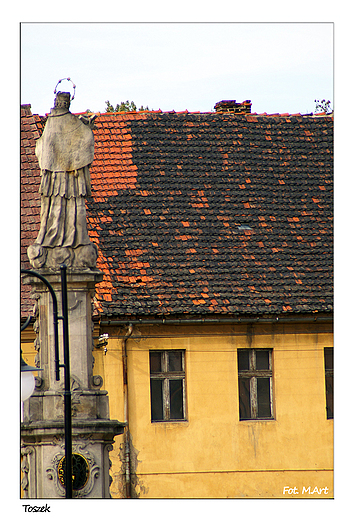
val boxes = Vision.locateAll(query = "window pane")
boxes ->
[238,350,250,371]
[150,379,164,420]
[169,379,184,419]
[325,375,333,419]
[257,378,272,417]
[168,351,182,372]
[256,350,269,370]
[238,378,251,419]
[324,348,333,370]
[150,352,162,373]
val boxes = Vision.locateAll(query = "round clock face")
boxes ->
[58,453,90,491]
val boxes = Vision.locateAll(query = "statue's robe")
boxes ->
[34,109,95,248]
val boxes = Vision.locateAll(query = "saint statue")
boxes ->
[28,91,98,269]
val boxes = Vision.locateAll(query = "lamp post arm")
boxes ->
[21,269,61,381]
[21,266,73,498]
[21,315,32,332]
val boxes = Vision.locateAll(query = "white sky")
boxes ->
[21,22,333,116]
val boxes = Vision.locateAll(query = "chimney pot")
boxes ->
[214,100,252,114]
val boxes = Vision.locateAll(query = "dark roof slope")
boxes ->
[21,108,333,319]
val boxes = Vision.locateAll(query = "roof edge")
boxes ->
[98,312,333,327]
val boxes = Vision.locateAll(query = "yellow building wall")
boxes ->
[21,320,333,498]
[93,321,333,499]
[21,329,39,376]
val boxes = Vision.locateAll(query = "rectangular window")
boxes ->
[150,350,186,422]
[237,349,274,420]
[324,347,333,419]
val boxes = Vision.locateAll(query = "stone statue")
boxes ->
[28,91,98,269]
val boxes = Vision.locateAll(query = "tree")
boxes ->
[105,100,150,113]
[314,99,332,114]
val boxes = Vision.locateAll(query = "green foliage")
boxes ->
[105,100,150,113]
[314,99,332,114]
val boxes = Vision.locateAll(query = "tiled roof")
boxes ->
[21,106,46,315]
[21,106,333,319]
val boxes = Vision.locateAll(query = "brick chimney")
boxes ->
[21,104,32,116]
[214,100,252,114]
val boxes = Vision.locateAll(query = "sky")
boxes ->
[20,22,333,116]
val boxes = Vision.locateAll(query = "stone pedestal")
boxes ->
[21,269,124,498]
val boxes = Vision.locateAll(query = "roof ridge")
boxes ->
[22,106,334,120]
[79,110,334,119]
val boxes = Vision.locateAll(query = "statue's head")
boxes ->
[54,91,71,110]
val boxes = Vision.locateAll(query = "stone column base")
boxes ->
[21,419,125,498]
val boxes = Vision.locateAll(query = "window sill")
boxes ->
[239,418,275,422]
[151,419,189,425]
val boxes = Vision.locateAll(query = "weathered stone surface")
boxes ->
[21,258,123,498]
[22,270,103,392]
[21,229,124,498]
[21,420,124,498]
[22,90,123,498]
[27,92,97,269]
[35,111,94,172]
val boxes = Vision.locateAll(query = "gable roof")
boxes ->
[21,105,333,320]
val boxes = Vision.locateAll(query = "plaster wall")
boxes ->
[91,321,333,498]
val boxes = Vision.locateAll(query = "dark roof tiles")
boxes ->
[21,108,333,319]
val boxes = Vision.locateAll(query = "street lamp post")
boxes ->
[21,264,72,499]
[59,265,72,499]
